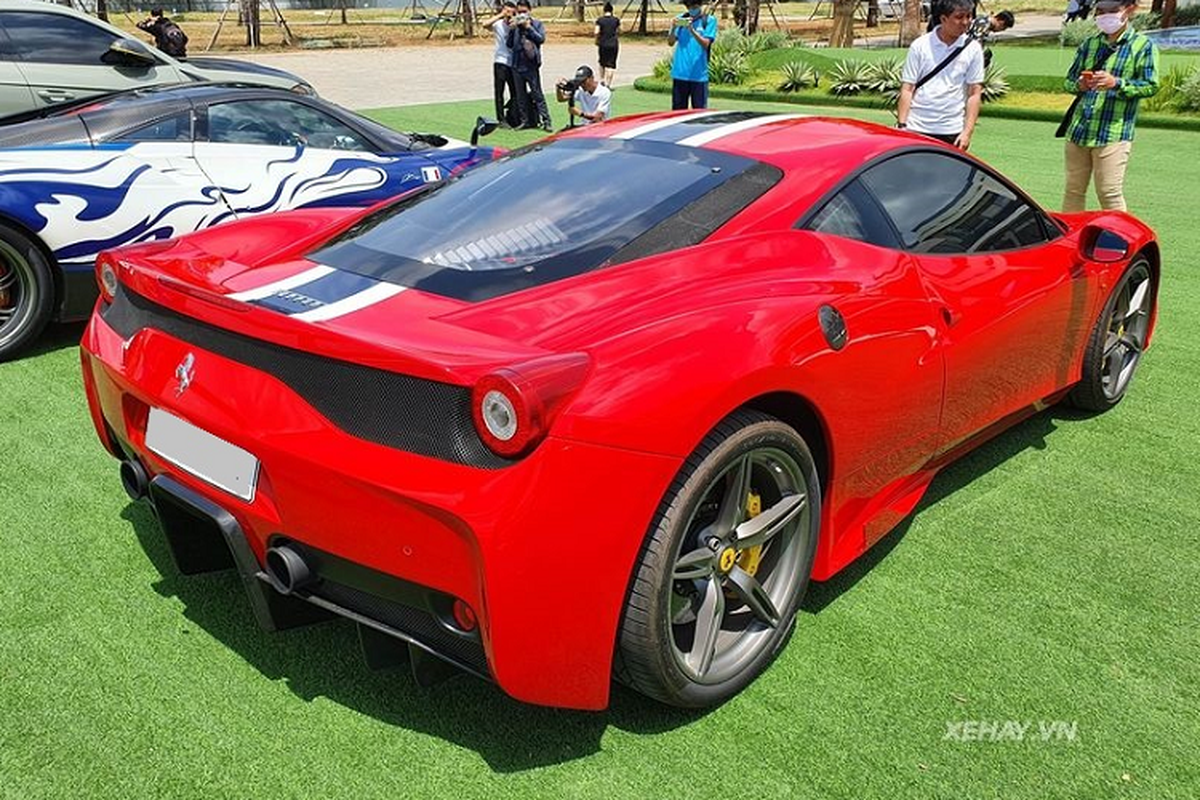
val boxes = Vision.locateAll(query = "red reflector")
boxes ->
[451,599,477,632]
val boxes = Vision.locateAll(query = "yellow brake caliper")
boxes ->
[737,491,764,576]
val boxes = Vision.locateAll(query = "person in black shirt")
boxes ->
[595,3,621,87]
[137,8,188,59]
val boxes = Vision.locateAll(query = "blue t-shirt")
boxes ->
[670,13,718,83]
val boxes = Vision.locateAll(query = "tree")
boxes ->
[867,0,880,28]
[1162,0,1177,27]
[830,0,855,47]
[461,0,474,36]
[576,0,585,23]
[899,0,922,47]
[96,0,108,22]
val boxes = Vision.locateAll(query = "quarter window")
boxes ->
[806,179,898,248]
[0,12,118,65]
[859,152,1050,253]
[114,111,192,143]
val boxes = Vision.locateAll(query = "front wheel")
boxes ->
[616,410,821,708]
[1068,258,1156,412]
[0,223,55,362]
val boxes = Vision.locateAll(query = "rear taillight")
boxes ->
[471,353,590,458]
[95,251,120,303]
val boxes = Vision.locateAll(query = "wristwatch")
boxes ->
[896,122,908,129]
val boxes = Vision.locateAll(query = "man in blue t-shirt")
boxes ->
[668,0,718,110]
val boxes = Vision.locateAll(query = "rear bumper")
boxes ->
[80,299,682,710]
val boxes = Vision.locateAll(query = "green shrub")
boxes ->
[1174,5,1200,26]
[1143,64,1194,112]
[1131,11,1161,30]
[1179,68,1200,112]
[652,55,672,80]
[828,59,874,96]
[778,60,819,92]
[712,29,747,57]
[1060,19,1097,48]
[744,30,791,53]
[981,63,1010,103]
[709,49,751,85]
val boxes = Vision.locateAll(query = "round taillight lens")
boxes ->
[480,389,518,442]
[96,253,119,303]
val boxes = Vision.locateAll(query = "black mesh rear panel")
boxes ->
[0,116,90,148]
[101,289,509,468]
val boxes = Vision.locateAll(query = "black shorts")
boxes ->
[599,45,618,69]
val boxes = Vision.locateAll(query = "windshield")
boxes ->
[308,138,760,301]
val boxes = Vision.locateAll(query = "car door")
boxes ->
[857,150,1085,454]
[0,26,35,115]
[193,98,436,219]
[0,10,186,110]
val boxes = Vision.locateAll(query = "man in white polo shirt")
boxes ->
[896,0,985,149]
[568,65,612,126]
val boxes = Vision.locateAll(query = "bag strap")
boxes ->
[914,42,967,92]
[1054,44,1114,139]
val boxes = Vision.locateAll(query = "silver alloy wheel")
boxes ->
[1101,262,1152,401]
[0,238,37,351]
[667,446,809,685]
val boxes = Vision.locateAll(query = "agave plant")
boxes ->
[1143,64,1193,112]
[744,30,791,53]
[652,55,672,81]
[827,59,873,96]
[709,49,750,85]
[711,29,747,58]
[981,63,1010,103]
[866,58,903,94]
[778,60,819,92]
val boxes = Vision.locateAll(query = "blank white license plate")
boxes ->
[145,407,260,502]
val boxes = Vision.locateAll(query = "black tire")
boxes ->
[615,409,821,708]
[1068,257,1156,412]
[0,222,56,362]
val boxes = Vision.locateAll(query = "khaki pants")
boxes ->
[1063,140,1133,213]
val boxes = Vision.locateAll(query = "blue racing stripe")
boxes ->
[250,268,381,315]
[628,111,767,143]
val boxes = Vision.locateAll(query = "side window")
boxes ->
[208,100,369,150]
[805,179,898,249]
[0,12,119,66]
[113,111,192,143]
[860,152,1050,254]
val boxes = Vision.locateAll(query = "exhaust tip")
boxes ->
[265,544,315,595]
[119,459,149,501]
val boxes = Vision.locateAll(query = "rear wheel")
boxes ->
[616,410,821,708]
[0,223,55,362]
[1069,258,1155,412]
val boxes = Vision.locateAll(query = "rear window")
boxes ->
[308,138,765,301]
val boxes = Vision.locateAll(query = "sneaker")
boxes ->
[541,122,553,132]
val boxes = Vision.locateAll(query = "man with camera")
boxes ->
[896,0,985,149]
[507,0,552,131]
[564,65,611,126]
[483,1,519,128]
[668,0,718,110]
[137,7,188,59]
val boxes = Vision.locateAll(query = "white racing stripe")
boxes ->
[676,113,807,148]
[291,282,408,322]
[227,265,335,301]
[610,111,725,140]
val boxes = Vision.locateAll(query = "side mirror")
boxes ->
[471,116,499,147]
[102,38,158,69]
[1082,226,1130,263]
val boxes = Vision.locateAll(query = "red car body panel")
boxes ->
[81,113,1159,709]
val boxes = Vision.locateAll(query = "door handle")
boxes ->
[37,89,75,102]
[940,306,960,327]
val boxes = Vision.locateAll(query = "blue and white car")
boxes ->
[0,83,497,359]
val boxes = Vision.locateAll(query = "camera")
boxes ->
[967,14,991,40]
[554,77,580,103]
[512,11,531,24]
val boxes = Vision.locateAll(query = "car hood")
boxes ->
[178,57,311,90]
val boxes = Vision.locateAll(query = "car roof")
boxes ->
[566,110,937,215]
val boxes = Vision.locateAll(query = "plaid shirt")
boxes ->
[1063,28,1160,147]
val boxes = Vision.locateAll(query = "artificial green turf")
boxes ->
[2,91,1199,799]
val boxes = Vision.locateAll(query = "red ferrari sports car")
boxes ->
[80,111,1159,710]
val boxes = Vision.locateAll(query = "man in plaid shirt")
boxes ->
[1062,0,1159,212]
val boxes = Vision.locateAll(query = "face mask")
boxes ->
[1095,12,1125,34]
[688,7,701,16]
